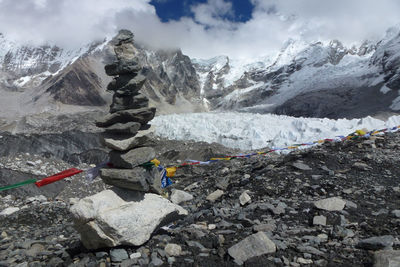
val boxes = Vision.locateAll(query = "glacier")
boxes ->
[152,112,400,151]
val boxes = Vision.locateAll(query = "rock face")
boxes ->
[70,188,187,249]
[95,29,159,193]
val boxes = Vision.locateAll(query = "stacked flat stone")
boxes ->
[95,30,161,194]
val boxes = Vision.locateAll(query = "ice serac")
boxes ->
[70,189,188,249]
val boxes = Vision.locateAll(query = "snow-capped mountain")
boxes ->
[1,26,400,123]
[191,32,400,119]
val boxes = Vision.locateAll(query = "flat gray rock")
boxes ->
[70,188,188,249]
[103,122,141,135]
[108,74,146,95]
[104,135,155,151]
[314,197,346,211]
[170,189,194,204]
[105,58,141,76]
[109,147,155,169]
[110,93,149,113]
[228,232,276,265]
[292,162,312,171]
[100,168,155,192]
[96,107,156,128]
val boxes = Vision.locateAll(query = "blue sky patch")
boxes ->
[149,0,254,23]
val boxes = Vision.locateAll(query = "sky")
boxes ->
[0,0,400,59]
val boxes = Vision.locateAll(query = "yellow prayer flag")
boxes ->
[355,129,367,136]
[151,158,161,167]
[210,157,231,161]
[166,167,177,177]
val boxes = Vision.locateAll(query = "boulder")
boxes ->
[103,135,155,152]
[374,250,400,267]
[70,188,188,249]
[95,107,156,128]
[109,147,156,169]
[228,232,276,265]
[100,167,162,193]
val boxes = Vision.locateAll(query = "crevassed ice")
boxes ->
[152,112,400,150]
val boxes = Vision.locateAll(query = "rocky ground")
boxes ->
[0,130,399,266]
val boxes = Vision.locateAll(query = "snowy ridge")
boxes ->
[0,33,107,87]
[152,112,400,150]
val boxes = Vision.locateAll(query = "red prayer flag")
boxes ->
[35,168,83,187]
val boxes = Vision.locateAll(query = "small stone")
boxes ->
[297,245,325,256]
[206,190,224,202]
[353,162,370,171]
[342,189,352,194]
[253,223,276,232]
[313,215,327,226]
[292,162,312,171]
[297,257,313,264]
[317,234,328,242]
[239,191,251,206]
[392,210,400,218]
[0,207,20,216]
[130,252,141,259]
[314,197,346,211]
[208,224,216,230]
[165,244,182,257]
[110,248,129,262]
[345,200,358,209]
[170,189,194,204]
[228,232,276,265]
[150,257,163,266]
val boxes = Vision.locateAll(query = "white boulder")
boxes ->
[70,188,187,249]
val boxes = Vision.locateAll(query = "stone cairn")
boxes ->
[95,29,162,194]
[70,30,186,250]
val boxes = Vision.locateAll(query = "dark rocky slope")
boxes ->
[0,130,399,266]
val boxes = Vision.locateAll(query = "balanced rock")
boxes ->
[96,107,156,128]
[100,168,162,193]
[105,58,141,76]
[103,122,141,135]
[107,74,146,93]
[70,188,188,249]
[110,93,149,113]
[103,135,155,151]
[109,146,156,169]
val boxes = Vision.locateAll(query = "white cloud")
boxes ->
[0,0,400,59]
